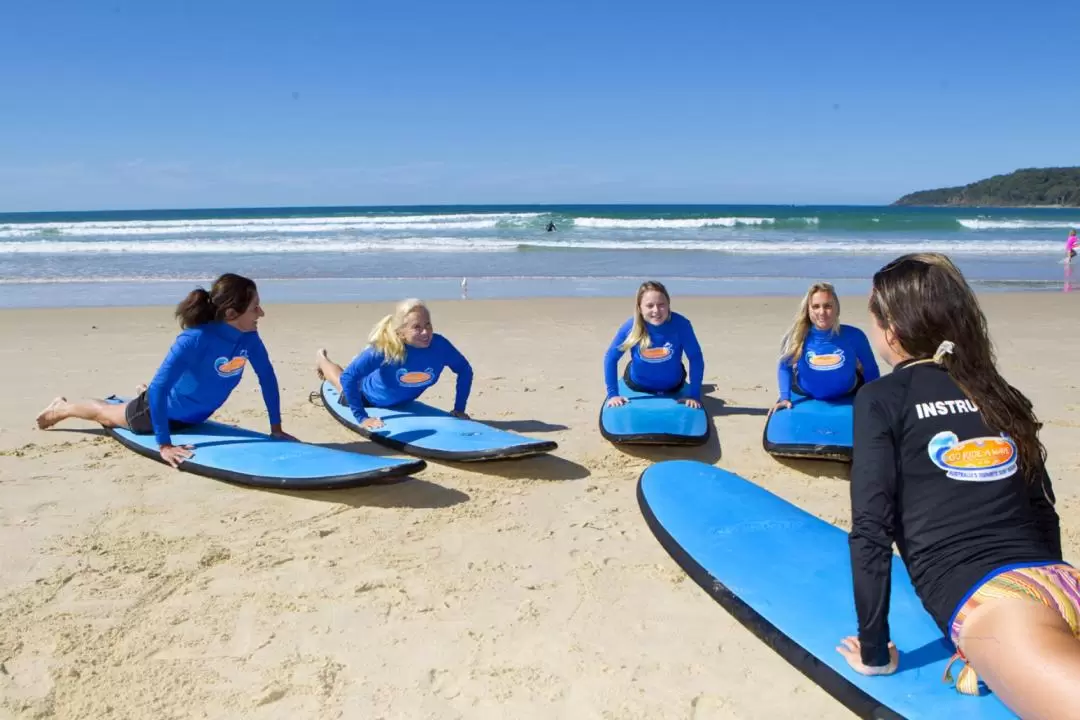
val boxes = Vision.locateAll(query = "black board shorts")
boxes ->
[623,363,687,395]
[124,391,196,437]
[338,385,372,408]
[791,367,865,398]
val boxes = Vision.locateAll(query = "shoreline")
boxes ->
[0,275,1074,310]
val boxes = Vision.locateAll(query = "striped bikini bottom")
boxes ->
[945,563,1080,695]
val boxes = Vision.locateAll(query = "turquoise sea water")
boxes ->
[1,204,1078,307]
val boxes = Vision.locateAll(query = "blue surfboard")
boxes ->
[105,396,425,489]
[599,378,709,446]
[637,460,1016,720]
[763,391,854,461]
[319,381,558,462]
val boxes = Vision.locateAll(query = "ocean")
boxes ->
[2,204,1078,308]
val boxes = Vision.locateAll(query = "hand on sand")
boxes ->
[159,444,195,469]
[360,417,385,430]
[606,396,628,408]
[836,636,899,676]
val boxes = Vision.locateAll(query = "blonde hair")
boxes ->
[368,298,429,364]
[619,281,670,352]
[779,282,839,365]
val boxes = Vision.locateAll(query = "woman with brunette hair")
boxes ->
[838,253,1077,718]
[36,273,292,468]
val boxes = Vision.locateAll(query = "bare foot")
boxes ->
[135,384,148,394]
[315,348,328,381]
[35,396,69,430]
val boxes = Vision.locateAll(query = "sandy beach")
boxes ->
[2,294,1078,720]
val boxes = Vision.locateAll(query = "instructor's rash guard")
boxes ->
[848,360,1061,667]
[339,334,473,421]
[778,324,879,401]
[604,312,704,399]
[147,322,281,446]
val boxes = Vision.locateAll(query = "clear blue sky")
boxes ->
[2,0,1078,211]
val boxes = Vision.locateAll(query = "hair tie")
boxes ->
[933,340,955,363]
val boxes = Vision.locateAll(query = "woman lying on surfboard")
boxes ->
[771,281,879,414]
[840,253,1077,717]
[35,273,292,468]
[603,281,703,409]
[315,298,473,430]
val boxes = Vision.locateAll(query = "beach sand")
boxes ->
[2,295,1078,719]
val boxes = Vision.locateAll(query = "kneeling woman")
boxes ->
[35,273,291,468]
[839,253,1078,719]
[316,298,473,430]
[773,281,880,413]
[603,281,703,409]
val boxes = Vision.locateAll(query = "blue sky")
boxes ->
[1,0,1078,211]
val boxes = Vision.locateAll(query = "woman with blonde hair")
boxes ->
[315,298,472,430]
[840,253,1076,718]
[603,281,704,409]
[772,281,879,413]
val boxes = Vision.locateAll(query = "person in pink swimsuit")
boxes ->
[1067,229,1078,262]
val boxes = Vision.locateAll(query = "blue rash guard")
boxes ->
[339,334,473,421]
[604,312,704,400]
[777,324,880,401]
[146,322,281,446]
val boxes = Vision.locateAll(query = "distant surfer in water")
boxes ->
[546,221,556,232]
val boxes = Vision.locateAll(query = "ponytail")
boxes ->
[869,253,1046,482]
[173,273,258,330]
[368,298,427,364]
[368,313,407,364]
[175,288,216,329]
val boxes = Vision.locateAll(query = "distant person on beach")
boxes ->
[603,281,703,409]
[771,281,879,414]
[315,298,473,429]
[546,221,556,232]
[839,252,1077,718]
[1066,229,1078,262]
[35,273,293,468]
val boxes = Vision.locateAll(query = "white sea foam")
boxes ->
[0,213,543,238]
[957,219,1080,231]
[572,216,777,229]
[0,236,1061,255]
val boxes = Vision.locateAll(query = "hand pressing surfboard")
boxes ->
[599,378,710,446]
[319,381,557,462]
[105,396,425,489]
[637,460,1017,720]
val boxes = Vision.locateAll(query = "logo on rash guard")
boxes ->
[639,344,673,363]
[397,368,435,387]
[214,354,248,378]
[806,348,845,371]
[927,432,1018,481]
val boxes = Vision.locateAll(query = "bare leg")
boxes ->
[959,596,1080,720]
[36,396,130,430]
[315,349,346,392]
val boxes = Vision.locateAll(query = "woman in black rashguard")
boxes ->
[836,253,1080,719]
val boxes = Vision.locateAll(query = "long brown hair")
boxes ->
[618,281,670,352]
[175,273,258,330]
[868,253,1045,480]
